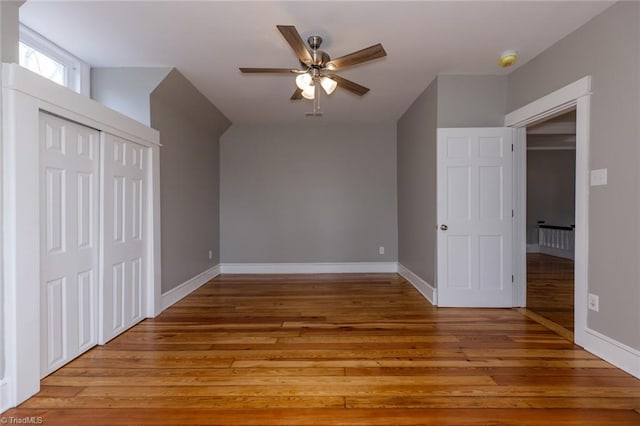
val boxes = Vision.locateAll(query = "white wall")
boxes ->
[220,122,397,264]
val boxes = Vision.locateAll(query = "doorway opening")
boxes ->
[505,75,590,348]
[524,110,576,338]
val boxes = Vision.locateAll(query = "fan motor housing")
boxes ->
[308,35,322,49]
[312,50,330,67]
[307,35,330,67]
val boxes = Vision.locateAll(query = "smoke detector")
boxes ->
[498,50,518,68]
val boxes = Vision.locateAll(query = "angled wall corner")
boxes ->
[397,74,509,294]
[91,65,232,298]
[150,68,231,295]
[397,77,438,288]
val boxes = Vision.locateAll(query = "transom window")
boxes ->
[18,24,90,96]
[19,41,66,86]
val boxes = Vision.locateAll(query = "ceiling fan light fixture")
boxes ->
[240,25,387,113]
[320,76,337,95]
[295,73,313,91]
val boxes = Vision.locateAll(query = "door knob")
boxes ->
[440,224,448,231]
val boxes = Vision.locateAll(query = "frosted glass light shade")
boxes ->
[296,73,313,91]
[320,76,337,95]
[301,86,315,99]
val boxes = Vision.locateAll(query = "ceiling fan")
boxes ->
[240,25,386,113]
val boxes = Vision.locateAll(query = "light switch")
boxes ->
[590,169,607,186]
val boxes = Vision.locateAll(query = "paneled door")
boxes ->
[40,113,99,376]
[437,128,513,307]
[101,133,147,343]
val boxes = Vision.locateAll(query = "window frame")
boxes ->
[19,24,90,96]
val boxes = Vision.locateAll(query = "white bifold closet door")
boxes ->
[101,133,147,343]
[40,113,100,377]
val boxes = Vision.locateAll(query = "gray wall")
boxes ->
[397,78,438,285]
[151,69,231,293]
[91,67,170,125]
[1,1,19,63]
[527,149,576,241]
[508,1,640,350]
[437,75,507,127]
[220,123,397,263]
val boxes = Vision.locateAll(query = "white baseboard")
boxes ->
[220,262,398,274]
[161,262,398,308]
[1,378,10,412]
[526,243,540,253]
[539,246,574,260]
[582,328,640,379]
[527,243,574,260]
[161,264,221,311]
[397,263,437,305]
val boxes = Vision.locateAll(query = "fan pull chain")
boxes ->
[305,80,323,117]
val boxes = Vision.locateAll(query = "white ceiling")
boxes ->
[20,1,613,124]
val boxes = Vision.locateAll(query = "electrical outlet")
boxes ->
[208,250,213,260]
[379,246,385,255]
[588,293,599,312]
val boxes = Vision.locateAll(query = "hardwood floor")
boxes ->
[3,273,640,425]
[527,253,575,331]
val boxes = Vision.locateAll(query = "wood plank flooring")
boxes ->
[527,253,575,331]
[3,273,640,425]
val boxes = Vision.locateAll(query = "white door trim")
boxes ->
[506,75,590,348]
[511,127,527,308]
[504,77,591,127]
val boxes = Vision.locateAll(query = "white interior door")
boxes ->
[437,128,513,307]
[40,113,99,376]
[101,133,147,343]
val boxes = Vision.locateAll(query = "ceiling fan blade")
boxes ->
[290,88,303,100]
[328,75,370,96]
[239,67,298,73]
[326,43,386,70]
[277,25,312,65]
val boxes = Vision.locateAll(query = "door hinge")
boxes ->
[512,209,514,218]
[511,144,514,152]
[511,275,514,283]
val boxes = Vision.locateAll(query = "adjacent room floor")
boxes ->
[526,253,575,333]
[3,273,640,425]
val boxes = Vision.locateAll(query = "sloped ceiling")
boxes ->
[20,1,613,124]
